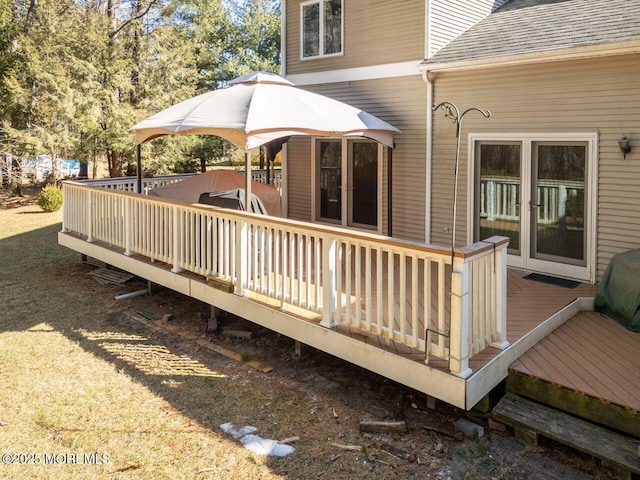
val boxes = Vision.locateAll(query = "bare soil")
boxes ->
[0,186,602,479]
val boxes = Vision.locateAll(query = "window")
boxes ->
[301,0,343,59]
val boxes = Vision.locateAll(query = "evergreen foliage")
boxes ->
[37,184,63,211]
[0,0,280,177]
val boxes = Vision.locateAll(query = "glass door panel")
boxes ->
[531,143,586,266]
[476,143,522,255]
[317,140,342,222]
[349,141,378,228]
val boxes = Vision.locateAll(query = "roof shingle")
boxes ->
[424,0,640,66]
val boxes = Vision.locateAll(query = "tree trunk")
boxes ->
[24,0,38,34]
[107,149,124,177]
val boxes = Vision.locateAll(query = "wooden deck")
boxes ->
[510,309,640,413]
[59,178,617,410]
[59,224,601,409]
[323,268,597,376]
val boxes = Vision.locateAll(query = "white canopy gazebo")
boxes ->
[130,71,400,208]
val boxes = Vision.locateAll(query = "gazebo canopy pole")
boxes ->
[136,144,142,194]
[244,150,252,212]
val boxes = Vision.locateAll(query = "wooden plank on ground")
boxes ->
[359,420,407,434]
[89,268,134,285]
[124,311,273,373]
[493,393,640,477]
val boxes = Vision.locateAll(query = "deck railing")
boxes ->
[480,176,584,226]
[61,178,509,377]
[248,168,282,190]
[81,174,195,194]
[83,170,283,194]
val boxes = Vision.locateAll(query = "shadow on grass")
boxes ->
[0,214,606,480]
[2,219,444,479]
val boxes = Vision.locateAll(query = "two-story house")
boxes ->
[276,0,640,461]
[58,1,639,444]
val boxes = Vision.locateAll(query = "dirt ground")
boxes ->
[0,185,603,479]
[123,287,603,480]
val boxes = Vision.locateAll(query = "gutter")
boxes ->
[421,38,640,73]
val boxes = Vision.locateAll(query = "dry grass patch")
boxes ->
[0,198,284,479]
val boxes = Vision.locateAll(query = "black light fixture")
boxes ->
[618,134,632,159]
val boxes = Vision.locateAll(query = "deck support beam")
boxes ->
[208,306,220,332]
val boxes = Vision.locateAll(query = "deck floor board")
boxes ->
[511,310,640,412]
[551,321,638,402]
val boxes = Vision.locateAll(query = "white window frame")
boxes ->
[311,137,383,234]
[467,132,598,283]
[300,0,344,60]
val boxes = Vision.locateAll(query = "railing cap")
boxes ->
[62,180,508,260]
[456,236,509,260]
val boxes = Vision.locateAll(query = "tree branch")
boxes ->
[109,0,161,39]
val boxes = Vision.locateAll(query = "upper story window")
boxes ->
[301,0,343,59]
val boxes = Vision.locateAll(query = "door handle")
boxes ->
[530,201,540,208]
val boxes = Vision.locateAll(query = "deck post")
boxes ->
[491,241,509,349]
[235,218,248,295]
[124,197,133,256]
[61,184,70,233]
[171,206,183,273]
[449,255,472,378]
[320,236,338,328]
[86,189,95,243]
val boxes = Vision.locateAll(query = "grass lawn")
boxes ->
[0,200,294,479]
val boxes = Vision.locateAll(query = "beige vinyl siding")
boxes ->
[429,53,640,280]
[286,137,313,222]
[285,76,427,242]
[285,0,424,76]
[429,0,509,56]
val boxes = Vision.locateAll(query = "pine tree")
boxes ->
[0,0,281,179]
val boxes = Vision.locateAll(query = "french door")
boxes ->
[314,138,382,232]
[472,134,597,282]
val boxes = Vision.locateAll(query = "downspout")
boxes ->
[423,0,433,244]
[423,69,433,244]
[280,0,288,218]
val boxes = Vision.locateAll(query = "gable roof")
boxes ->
[422,0,640,71]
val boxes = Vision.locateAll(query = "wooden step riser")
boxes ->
[507,370,640,438]
[493,393,640,480]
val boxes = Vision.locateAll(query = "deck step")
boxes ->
[507,369,640,438]
[493,393,640,480]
